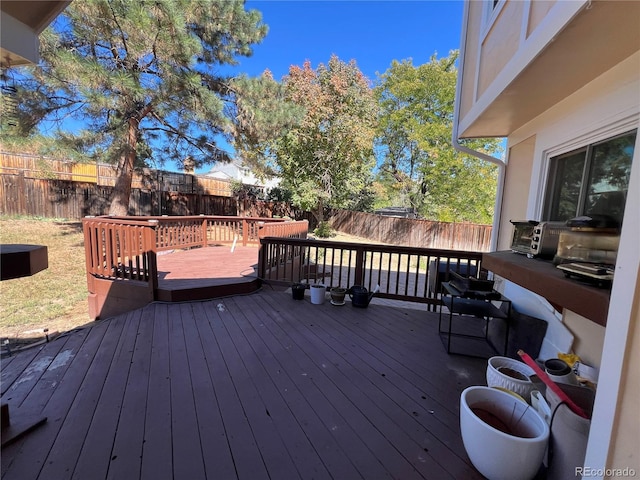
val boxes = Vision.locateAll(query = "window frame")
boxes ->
[481,0,506,40]
[542,129,637,224]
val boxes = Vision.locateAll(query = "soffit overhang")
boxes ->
[1,1,71,67]
[459,1,640,139]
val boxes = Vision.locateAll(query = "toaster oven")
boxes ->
[510,220,572,258]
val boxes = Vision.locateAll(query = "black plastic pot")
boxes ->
[292,283,306,300]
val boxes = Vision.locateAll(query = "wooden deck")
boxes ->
[1,290,488,480]
[156,246,260,302]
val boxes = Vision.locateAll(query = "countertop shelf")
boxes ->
[482,251,610,327]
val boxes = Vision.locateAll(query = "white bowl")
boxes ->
[460,386,549,480]
[486,356,536,401]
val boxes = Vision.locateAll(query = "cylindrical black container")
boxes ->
[292,283,306,300]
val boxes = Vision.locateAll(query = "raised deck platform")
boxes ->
[156,246,261,302]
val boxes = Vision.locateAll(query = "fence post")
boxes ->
[17,171,26,215]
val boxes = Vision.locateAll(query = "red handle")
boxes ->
[517,350,590,419]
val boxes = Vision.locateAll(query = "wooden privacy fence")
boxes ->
[330,209,492,251]
[0,152,299,220]
[0,174,237,218]
[258,237,485,309]
[0,152,233,195]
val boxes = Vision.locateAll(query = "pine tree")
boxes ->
[4,0,268,215]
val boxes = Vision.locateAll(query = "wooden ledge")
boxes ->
[0,244,48,281]
[482,251,610,327]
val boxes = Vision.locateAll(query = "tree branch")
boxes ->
[107,0,129,59]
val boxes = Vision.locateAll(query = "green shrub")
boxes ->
[313,221,333,238]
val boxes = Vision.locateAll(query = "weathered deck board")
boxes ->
[2,320,111,479]
[211,299,360,480]
[265,293,488,478]
[71,312,142,480]
[255,292,474,479]
[140,303,173,480]
[36,318,122,480]
[1,290,488,480]
[1,346,44,395]
[234,295,429,480]
[179,303,238,480]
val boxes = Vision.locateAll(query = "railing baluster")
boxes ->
[394,253,401,295]
[354,247,364,286]
[256,237,483,306]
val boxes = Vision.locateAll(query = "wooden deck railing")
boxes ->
[258,237,485,308]
[83,215,308,286]
[83,214,310,319]
[259,220,309,240]
[83,215,486,317]
[83,217,159,287]
[99,215,300,250]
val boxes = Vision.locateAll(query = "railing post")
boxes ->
[147,220,159,298]
[82,217,96,292]
[201,216,208,248]
[354,246,365,286]
[257,239,265,279]
[242,219,248,246]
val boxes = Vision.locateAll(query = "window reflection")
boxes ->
[544,130,636,226]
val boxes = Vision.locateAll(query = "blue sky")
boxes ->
[192,0,464,173]
[232,0,463,81]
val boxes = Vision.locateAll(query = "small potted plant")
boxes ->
[330,287,347,306]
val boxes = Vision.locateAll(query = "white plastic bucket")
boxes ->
[310,284,326,305]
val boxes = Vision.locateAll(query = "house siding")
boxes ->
[456,0,640,472]
[496,135,535,250]
[477,0,523,98]
[526,0,556,37]
[458,0,482,121]
[502,50,640,474]
[608,303,640,469]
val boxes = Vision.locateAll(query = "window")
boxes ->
[544,130,636,226]
[482,0,505,33]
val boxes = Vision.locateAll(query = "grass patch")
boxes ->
[0,216,91,341]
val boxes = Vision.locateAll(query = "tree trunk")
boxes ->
[313,198,324,226]
[108,118,138,216]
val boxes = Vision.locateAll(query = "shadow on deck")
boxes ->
[1,289,488,480]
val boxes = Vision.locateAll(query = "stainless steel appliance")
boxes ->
[555,230,620,266]
[510,220,571,258]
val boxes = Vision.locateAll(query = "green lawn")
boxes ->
[0,216,90,341]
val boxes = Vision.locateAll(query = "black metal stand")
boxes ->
[438,282,511,358]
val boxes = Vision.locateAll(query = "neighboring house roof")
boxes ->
[1,1,71,67]
[205,161,280,190]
